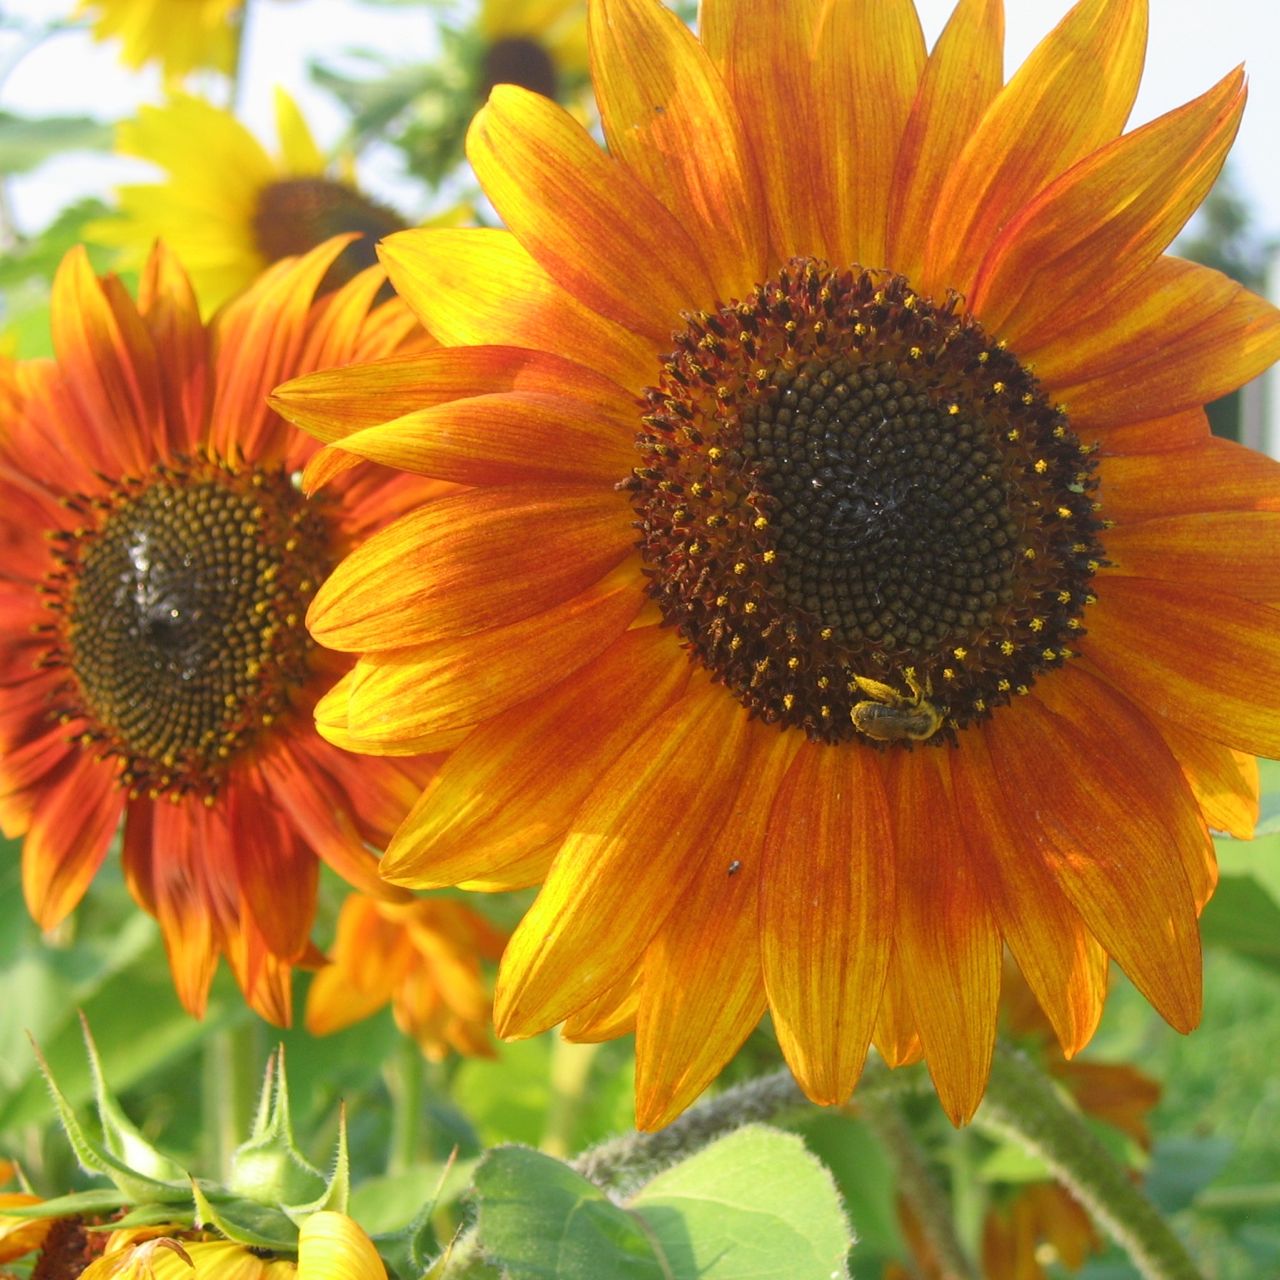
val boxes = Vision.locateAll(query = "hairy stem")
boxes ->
[977,1041,1203,1280]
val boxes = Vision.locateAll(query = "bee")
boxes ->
[849,667,945,743]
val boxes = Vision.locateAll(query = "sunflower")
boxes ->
[477,0,588,101]
[90,92,404,316]
[0,239,446,1024]
[77,1215,385,1280]
[273,0,1280,1128]
[76,0,242,82]
[305,893,506,1060]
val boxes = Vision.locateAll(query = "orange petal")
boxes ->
[257,737,412,901]
[1094,407,1209,455]
[591,0,766,300]
[984,663,1202,1032]
[973,68,1245,345]
[136,242,211,454]
[381,625,688,888]
[313,669,470,758]
[303,387,637,490]
[1153,715,1258,841]
[50,247,161,476]
[274,342,625,446]
[467,86,716,346]
[887,0,1004,283]
[1041,259,1280,429]
[920,0,1147,300]
[1084,575,1280,758]
[872,944,923,1068]
[1099,437,1280,523]
[211,238,354,463]
[344,566,645,749]
[634,722,799,1130]
[309,487,632,651]
[889,749,1001,1124]
[379,229,654,392]
[494,682,753,1037]
[1102,511,1280,605]
[22,755,124,929]
[561,973,640,1042]
[818,0,926,268]
[761,740,894,1107]
[951,728,1107,1056]
[227,767,318,960]
[700,0,833,260]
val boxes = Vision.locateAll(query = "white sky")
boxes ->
[2,0,1279,240]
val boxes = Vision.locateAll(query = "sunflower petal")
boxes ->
[1085,575,1280,758]
[381,625,688,888]
[889,750,1001,1124]
[379,229,654,391]
[591,0,766,299]
[984,664,1202,1032]
[634,723,799,1130]
[495,683,752,1037]
[309,488,632,651]
[887,0,1004,283]
[761,742,894,1106]
[974,68,1245,344]
[1153,714,1258,841]
[297,1212,387,1280]
[467,86,716,345]
[921,0,1147,299]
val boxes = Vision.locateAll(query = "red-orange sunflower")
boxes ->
[273,0,1280,1127]
[0,240,445,1024]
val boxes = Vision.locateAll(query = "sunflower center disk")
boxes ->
[252,177,405,283]
[50,459,333,797]
[479,36,559,100]
[630,260,1106,746]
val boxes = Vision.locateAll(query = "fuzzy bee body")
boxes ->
[849,667,945,743]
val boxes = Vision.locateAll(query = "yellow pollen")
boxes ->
[978,351,990,363]
[707,446,724,463]
[783,693,795,711]
[909,346,923,360]
[753,515,769,530]
[1022,393,1035,405]
[1007,428,1020,441]
[730,636,742,650]
[787,656,800,670]
[942,668,956,681]
[992,381,1006,394]
[948,403,960,416]
[952,646,968,660]
[733,561,747,575]
[1057,507,1073,519]
[998,678,1011,691]
[1023,547,1037,560]
[1000,641,1015,656]
[762,549,777,563]
[1057,590,1072,604]
[1042,648,1057,661]
[817,675,830,690]
[1034,459,1049,474]
[743,600,757,614]
[1029,617,1045,632]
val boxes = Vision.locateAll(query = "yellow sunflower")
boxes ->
[91,92,404,316]
[78,1214,385,1280]
[305,893,506,1060]
[477,0,588,100]
[273,0,1280,1128]
[0,240,445,1024]
[76,0,242,82]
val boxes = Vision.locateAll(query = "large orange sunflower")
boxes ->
[273,0,1280,1127]
[0,239,444,1024]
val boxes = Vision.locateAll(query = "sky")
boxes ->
[3,0,1280,244]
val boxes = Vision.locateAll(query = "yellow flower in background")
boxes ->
[306,894,506,1061]
[79,1214,386,1279]
[90,91,404,316]
[477,0,588,100]
[274,0,1280,1131]
[0,241,444,1024]
[0,1193,53,1265]
[76,0,243,83]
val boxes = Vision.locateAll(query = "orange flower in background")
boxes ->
[0,240,445,1024]
[274,0,1280,1128]
[306,894,506,1061]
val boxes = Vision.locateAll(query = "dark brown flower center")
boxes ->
[479,36,559,100]
[43,457,334,798]
[628,260,1105,747]
[251,177,406,290]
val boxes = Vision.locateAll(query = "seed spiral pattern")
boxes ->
[627,260,1106,746]
[39,457,334,798]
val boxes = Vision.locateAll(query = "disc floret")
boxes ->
[629,260,1105,746]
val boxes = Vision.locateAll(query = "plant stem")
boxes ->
[541,1039,601,1159]
[387,1037,425,1174]
[201,1018,260,1177]
[977,1041,1204,1280]
[858,1092,978,1280]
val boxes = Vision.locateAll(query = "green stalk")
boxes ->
[542,1039,602,1159]
[387,1037,426,1174]
[201,1018,261,1177]
[859,1092,978,1280]
[977,1041,1204,1280]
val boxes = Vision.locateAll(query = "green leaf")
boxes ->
[629,1125,853,1280]
[0,1188,130,1219]
[0,110,112,175]
[1143,1135,1235,1214]
[1200,872,1280,972]
[191,1181,301,1252]
[474,1146,667,1279]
